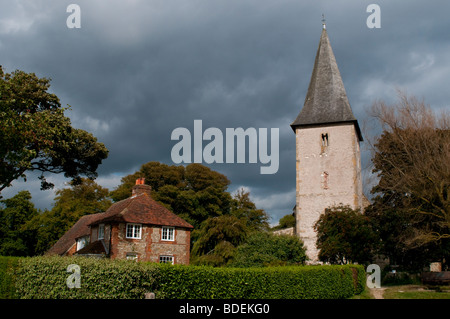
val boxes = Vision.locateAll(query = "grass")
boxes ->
[381,285,450,299]
[349,287,374,299]
[351,284,450,299]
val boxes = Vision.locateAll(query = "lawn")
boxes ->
[381,285,450,299]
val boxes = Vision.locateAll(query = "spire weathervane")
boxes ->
[322,14,326,29]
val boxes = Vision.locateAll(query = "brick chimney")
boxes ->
[131,178,152,197]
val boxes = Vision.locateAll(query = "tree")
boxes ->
[0,191,39,256]
[314,205,377,265]
[0,67,109,192]
[230,232,306,267]
[191,215,249,266]
[31,178,111,254]
[271,213,295,231]
[230,188,269,232]
[368,91,450,249]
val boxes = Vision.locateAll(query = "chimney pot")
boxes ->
[132,178,151,197]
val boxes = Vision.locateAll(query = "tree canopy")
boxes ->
[30,178,112,254]
[314,205,377,265]
[0,191,39,256]
[0,67,108,192]
[230,232,306,267]
[366,91,450,269]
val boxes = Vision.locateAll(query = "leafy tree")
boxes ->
[314,205,377,265]
[230,188,269,232]
[272,213,296,231]
[31,178,111,254]
[191,215,248,266]
[0,191,39,256]
[0,67,108,192]
[230,232,306,267]
[364,202,447,271]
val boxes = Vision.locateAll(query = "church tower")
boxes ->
[290,23,363,263]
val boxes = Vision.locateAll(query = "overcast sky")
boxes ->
[1,0,449,225]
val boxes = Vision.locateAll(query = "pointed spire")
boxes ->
[291,25,362,141]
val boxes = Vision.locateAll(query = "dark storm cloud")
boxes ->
[1,0,450,223]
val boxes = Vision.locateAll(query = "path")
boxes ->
[370,288,386,299]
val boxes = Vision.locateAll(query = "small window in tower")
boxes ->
[321,133,329,147]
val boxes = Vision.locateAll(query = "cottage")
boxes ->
[47,178,193,264]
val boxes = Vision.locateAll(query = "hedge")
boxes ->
[0,256,365,299]
[0,256,20,298]
[157,263,365,299]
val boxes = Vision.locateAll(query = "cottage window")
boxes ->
[126,223,141,239]
[161,226,175,241]
[159,255,174,264]
[98,224,105,240]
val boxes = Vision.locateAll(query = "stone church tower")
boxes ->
[290,24,363,263]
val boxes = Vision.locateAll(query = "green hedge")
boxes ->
[0,256,20,298]
[157,263,365,299]
[1,256,365,299]
[14,256,159,299]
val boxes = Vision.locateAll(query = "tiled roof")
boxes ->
[89,192,193,229]
[46,212,105,256]
[75,240,107,255]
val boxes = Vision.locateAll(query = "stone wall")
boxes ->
[109,223,191,264]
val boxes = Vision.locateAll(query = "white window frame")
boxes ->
[98,224,105,240]
[161,226,175,241]
[126,223,142,239]
[159,255,174,264]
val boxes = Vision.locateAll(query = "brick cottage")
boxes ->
[47,178,193,264]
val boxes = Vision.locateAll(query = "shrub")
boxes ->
[156,263,365,299]
[14,256,159,299]
[2,255,365,299]
[230,232,307,267]
[0,256,20,298]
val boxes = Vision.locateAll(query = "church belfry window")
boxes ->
[321,133,329,146]
[321,133,329,154]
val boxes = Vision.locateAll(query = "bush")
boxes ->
[157,263,365,299]
[0,256,20,298]
[1,256,365,299]
[15,256,159,299]
[230,232,307,267]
